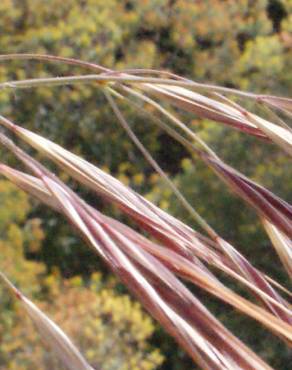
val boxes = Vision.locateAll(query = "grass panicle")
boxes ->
[0,53,291,370]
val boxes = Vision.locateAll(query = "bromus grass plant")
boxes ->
[0,54,291,369]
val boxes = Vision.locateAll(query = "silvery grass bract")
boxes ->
[0,54,291,369]
[0,271,95,370]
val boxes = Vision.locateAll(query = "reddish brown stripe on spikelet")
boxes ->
[203,155,292,239]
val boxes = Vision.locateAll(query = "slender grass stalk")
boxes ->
[0,52,290,111]
[118,85,220,158]
[262,219,292,280]
[104,89,219,240]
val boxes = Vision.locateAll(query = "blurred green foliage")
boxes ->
[0,181,45,299]
[0,0,291,369]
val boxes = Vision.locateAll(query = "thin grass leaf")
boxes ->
[119,85,220,158]
[0,53,108,73]
[212,93,292,155]
[243,111,292,156]
[260,96,292,116]
[104,88,218,239]
[0,164,61,211]
[142,83,269,139]
[0,53,290,109]
[203,154,292,239]
[0,73,270,140]
[0,271,94,370]
[256,100,292,135]
[143,83,292,153]
[262,219,292,280]
[0,62,260,98]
